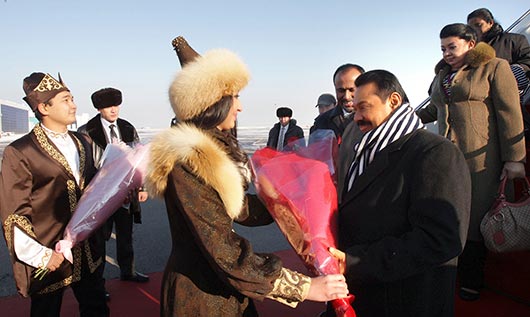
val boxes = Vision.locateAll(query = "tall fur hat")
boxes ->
[91,87,122,109]
[169,36,250,121]
[23,72,69,111]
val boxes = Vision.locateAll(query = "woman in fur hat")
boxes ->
[417,23,526,302]
[145,37,348,317]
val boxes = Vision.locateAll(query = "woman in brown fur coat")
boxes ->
[145,37,348,317]
[417,23,526,301]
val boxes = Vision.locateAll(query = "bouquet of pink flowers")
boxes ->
[55,143,150,263]
[251,130,355,317]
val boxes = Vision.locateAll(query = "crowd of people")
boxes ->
[1,7,529,317]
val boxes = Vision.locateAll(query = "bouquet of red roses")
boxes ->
[251,130,355,317]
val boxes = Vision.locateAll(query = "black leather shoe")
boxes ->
[105,291,111,301]
[459,287,480,301]
[120,271,149,283]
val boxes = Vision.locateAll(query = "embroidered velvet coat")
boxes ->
[146,124,310,317]
[417,42,526,240]
[0,125,102,297]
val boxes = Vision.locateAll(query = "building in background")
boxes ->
[0,99,90,134]
[0,99,29,135]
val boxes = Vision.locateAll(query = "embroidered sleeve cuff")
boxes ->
[14,226,53,268]
[265,267,311,308]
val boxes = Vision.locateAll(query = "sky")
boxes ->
[0,1,527,129]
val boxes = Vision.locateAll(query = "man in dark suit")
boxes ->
[78,88,148,285]
[0,72,108,316]
[266,107,305,151]
[312,64,365,145]
[328,70,471,317]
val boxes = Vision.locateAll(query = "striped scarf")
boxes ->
[347,103,424,191]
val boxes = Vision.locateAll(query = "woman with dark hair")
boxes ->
[467,8,530,74]
[468,8,530,132]
[145,36,348,317]
[417,23,526,301]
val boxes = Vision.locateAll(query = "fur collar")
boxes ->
[435,42,496,73]
[145,123,244,219]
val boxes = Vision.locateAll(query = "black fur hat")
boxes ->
[276,107,293,118]
[91,87,122,109]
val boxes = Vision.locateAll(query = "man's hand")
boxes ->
[138,191,148,202]
[329,247,346,274]
[46,251,65,272]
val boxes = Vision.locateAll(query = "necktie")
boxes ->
[109,124,119,144]
[277,126,286,151]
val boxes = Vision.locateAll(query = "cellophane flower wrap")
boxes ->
[251,130,355,317]
[55,143,150,263]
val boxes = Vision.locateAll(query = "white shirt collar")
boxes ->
[100,117,116,130]
[100,117,120,142]
[40,123,69,140]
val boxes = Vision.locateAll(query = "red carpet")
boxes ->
[1,249,529,316]
[484,250,530,303]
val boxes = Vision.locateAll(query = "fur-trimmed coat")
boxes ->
[77,115,142,223]
[417,42,526,240]
[145,124,306,316]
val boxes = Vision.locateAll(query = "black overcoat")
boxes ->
[339,129,471,317]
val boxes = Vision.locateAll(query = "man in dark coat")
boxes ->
[0,72,108,316]
[78,88,149,285]
[328,70,471,317]
[266,107,305,151]
[309,93,336,134]
[312,64,365,145]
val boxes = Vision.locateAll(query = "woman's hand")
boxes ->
[329,247,346,274]
[306,274,349,302]
[500,161,526,180]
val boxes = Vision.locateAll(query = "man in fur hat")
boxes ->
[78,88,149,288]
[0,72,109,316]
[266,107,305,151]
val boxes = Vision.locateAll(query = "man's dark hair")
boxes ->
[332,64,366,82]
[354,69,409,104]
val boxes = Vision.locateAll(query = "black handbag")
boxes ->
[480,177,530,252]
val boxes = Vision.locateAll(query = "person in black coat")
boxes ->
[266,107,305,151]
[467,8,530,75]
[78,88,149,287]
[311,64,365,145]
[327,70,471,317]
